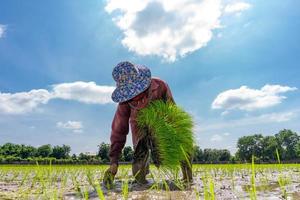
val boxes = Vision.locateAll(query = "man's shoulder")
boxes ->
[151,77,168,87]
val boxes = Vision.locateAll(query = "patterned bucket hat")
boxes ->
[111,61,151,103]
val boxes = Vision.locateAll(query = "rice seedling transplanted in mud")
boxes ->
[0,163,300,199]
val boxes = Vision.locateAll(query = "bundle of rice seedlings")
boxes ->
[137,100,195,169]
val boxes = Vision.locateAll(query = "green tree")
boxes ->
[219,149,231,161]
[236,134,264,162]
[192,145,203,162]
[275,129,299,160]
[261,136,278,161]
[295,140,300,158]
[122,146,133,162]
[97,143,110,163]
[71,154,77,160]
[51,145,71,159]
[0,143,21,157]
[195,148,231,163]
[203,149,220,162]
[37,144,52,157]
[78,153,89,161]
[20,144,37,159]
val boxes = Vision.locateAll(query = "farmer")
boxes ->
[103,61,193,186]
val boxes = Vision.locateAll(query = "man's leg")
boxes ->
[132,135,150,184]
[148,135,161,168]
[180,152,193,184]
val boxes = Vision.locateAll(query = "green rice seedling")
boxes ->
[33,160,46,195]
[149,182,159,191]
[180,145,193,186]
[86,170,95,189]
[137,100,195,170]
[276,149,288,199]
[250,155,257,200]
[47,159,53,186]
[103,169,115,190]
[2,163,300,200]
[149,170,156,183]
[30,169,41,190]
[194,188,200,200]
[276,148,281,165]
[228,167,235,191]
[148,171,160,191]
[121,178,129,200]
[172,181,184,191]
[209,177,215,200]
[95,182,106,200]
[218,169,224,182]
[3,169,9,182]
[9,171,20,182]
[202,175,210,200]
[59,172,68,199]
[71,174,82,198]
[39,173,47,196]
[122,168,137,198]
[158,166,183,190]
[259,174,269,192]
[51,187,58,200]
[278,175,288,198]
[19,170,29,187]
[83,186,89,200]
[17,187,28,199]
[162,178,171,199]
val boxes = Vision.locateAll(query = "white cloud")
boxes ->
[105,0,224,62]
[197,111,298,132]
[224,2,251,14]
[212,84,297,112]
[56,121,83,133]
[209,133,229,143]
[105,0,252,62]
[0,89,52,114]
[0,81,115,114]
[52,81,115,104]
[0,24,6,38]
[210,134,223,142]
[255,111,297,123]
[223,132,230,136]
[221,110,229,116]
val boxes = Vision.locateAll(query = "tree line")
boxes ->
[192,147,232,163]
[0,142,134,164]
[193,129,300,163]
[0,129,299,164]
[236,129,300,162]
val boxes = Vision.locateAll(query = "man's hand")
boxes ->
[103,163,118,189]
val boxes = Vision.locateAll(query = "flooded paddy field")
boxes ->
[0,164,299,199]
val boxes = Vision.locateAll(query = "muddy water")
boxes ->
[0,165,300,199]
[64,172,300,200]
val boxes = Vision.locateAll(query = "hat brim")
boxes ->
[111,65,151,103]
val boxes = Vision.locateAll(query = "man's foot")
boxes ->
[103,171,115,189]
[132,178,149,185]
[182,178,194,189]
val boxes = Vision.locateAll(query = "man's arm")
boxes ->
[163,81,175,104]
[109,102,131,165]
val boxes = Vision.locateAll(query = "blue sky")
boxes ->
[0,0,299,155]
